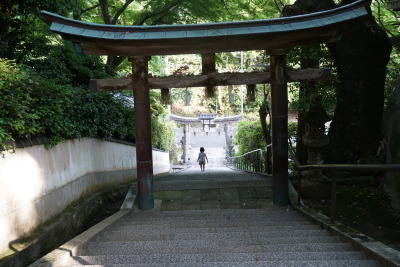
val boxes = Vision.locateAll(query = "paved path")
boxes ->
[154,167,274,211]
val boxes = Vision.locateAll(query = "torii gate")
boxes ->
[42,0,371,210]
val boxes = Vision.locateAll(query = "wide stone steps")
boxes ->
[58,208,380,266]
[64,261,379,267]
[82,241,353,255]
[64,254,378,266]
[96,229,330,242]
[96,224,322,236]
[93,235,340,246]
[118,211,309,220]
[116,217,312,226]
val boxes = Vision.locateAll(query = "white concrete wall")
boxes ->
[0,138,169,254]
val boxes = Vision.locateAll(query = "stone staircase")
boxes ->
[57,209,379,266]
[34,168,384,267]
[175,126,234,167]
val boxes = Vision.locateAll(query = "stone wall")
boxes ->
[0,138,169,254]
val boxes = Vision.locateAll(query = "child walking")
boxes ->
[197,147,208,172]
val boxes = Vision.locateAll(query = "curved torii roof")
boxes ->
[169,114,243,125]
[42,0,371,56]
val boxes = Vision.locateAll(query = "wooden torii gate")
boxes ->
[42,0,371,210]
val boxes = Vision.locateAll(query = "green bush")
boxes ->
[33,81,136,147]
[152,112,175,152]
[26,41,114,87]
[234,120,298,155]
[0,58,43,150]
[150,92,175,152]
[234,120,266,155]
[1,58,173,151]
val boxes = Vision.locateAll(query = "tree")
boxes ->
[284,0,392,164]
[327,10,391,163]
[69,0,288,71]
[0,0,77,58]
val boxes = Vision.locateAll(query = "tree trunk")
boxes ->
[284,0,392,164]
[99,0,111,24]
[259,103,272,173]
[326,13,392,163]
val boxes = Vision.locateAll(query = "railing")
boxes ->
[288,141,400,223]
[227,145,272,173]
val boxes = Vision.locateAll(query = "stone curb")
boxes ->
[0,183,130,267]
[28,178,164,267]
[28,210,130,267]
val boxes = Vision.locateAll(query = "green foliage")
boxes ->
[0,59,42,149]
[135,0,275,25]
[149,56,167,77]
[150,91,176,151]
[33,81,136,147]
[151,112,175,152]
[361,1,400,106]
[21,37,114,86]
[233,120,297,156]
[286,45,337,114]
[0,58,175,152]
[233,120,266,155]
[288,121,298,140]
[0,0,78,59]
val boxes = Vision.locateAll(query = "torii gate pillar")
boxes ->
[130,56,154,211]
[270,50,289,206]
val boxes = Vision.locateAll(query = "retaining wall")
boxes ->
[0,138,169,254]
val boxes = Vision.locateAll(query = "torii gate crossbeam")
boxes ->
[42,0,371,210]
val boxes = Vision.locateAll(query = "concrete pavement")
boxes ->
[153,167,274,211]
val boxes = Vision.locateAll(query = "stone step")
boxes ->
[116,219,312,227]
[48,167,381,267]
[60,260,380,267]
[104,223,322,234]
[156,170,267,179]
[96,229,331,242]
[112,211,312,226]
[115,221,313,229]
[95,224,322,235]
[154,177,270,182]
[154,181,271,191]
[96,234,338,244]
[63,251,369,265]
[116,217,312,226]
[120,211,306,221]
[82,241,353,255]
[125,209,300,218]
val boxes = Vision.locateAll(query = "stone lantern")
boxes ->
[302,94,330,181]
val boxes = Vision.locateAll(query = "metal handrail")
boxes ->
[227,147,270,173]
[228,148,262,159]
[288,140,400,223]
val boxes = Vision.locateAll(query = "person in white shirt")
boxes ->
[197,147,208,172]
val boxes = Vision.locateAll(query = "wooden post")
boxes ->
[202,53,216,98]
[270,50,289,206]
[129,56,154,211]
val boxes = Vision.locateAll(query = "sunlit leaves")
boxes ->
[0,59,42,150]
[234,120,266,155]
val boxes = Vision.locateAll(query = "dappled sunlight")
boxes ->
[0,150,45,252]
[0,138,170,254]
[0,150,44,215]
